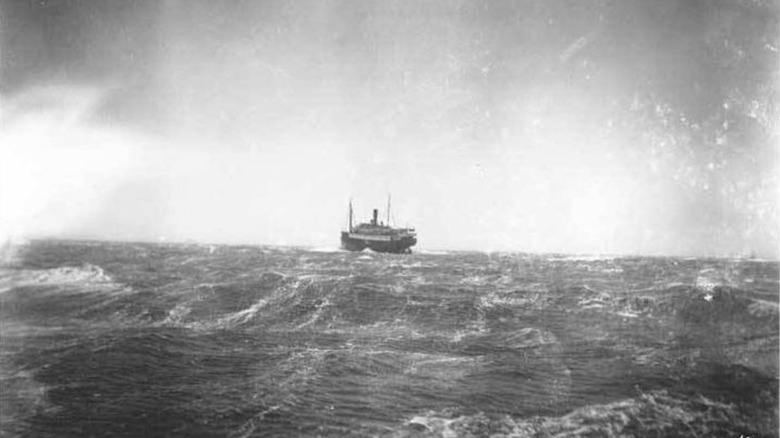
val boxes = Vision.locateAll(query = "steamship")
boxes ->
[340,199,417,254]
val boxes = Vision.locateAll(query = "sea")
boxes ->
[0,239,777,437]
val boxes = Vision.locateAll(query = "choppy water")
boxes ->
[0,240,777,437]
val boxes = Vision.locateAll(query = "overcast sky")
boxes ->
[1,0,778,257]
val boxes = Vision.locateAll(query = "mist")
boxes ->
[1,0,777,257]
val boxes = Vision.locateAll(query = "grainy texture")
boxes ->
[1,240,777,437]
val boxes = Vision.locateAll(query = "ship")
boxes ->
[340,198,417,254]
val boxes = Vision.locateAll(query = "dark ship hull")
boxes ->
[340,231,416,254]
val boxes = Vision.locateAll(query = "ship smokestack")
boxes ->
[372,209,378,226]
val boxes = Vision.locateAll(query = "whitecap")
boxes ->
[415,249,449,255]
[215,297,270,328]
[309,247,345,253]
[1,264,122,293]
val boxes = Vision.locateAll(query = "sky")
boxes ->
[1,0,778,257]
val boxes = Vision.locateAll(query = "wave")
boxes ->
[0,264,122,296]
[0,264,150,329]
[478,290,549,312]
[37,264,114,284]
[398,385,775,437]
[6,260,774,349]
[414,249,450,255]
[309,247,346,253]
[5,264,115,287]
[674,285,779,324]
[560,280,779,323]
[546,254,617,262]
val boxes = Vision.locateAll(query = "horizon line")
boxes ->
[6,236,778,262]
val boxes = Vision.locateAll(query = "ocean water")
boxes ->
[0,240,777,437]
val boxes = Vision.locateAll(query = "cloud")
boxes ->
[0,85,155,241]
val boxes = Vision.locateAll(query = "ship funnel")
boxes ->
[372,209,378,225]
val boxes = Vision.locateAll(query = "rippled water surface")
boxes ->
[1,240,777,437]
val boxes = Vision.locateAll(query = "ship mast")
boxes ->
[386,194,391,226]
[348,199,353,232]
